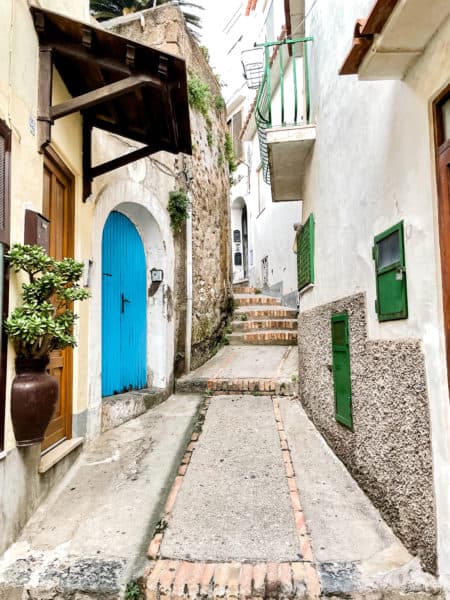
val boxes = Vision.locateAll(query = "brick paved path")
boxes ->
[145,396,321,599]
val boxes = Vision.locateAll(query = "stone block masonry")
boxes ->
[298,292,436,572]
[108,5,232,372]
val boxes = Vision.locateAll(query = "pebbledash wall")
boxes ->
[298,0,450,575]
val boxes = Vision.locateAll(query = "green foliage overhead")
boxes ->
[90,0,203,39]
[168,190,190,232]
[187,73,211,118]
[5,244,90,360]
[224,132,237,173]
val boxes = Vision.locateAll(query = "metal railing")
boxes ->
[254,37,313,185]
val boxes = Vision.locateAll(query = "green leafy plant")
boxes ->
[125,580,143,599]
[214,94,225,111]
[168,190,190,232]
[224,132,237,173]
[199,45,210,61]
[187,73,211,118]
[238,313,248,321]
[206,131,213,147]
[5,244,90,360]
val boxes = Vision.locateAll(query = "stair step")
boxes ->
[234,294,281,307]
[233,286,255,294]
[232,319,298,331]
[235,306,298,319]
[229,331,298,346]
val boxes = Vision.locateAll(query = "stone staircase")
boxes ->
[230,286,298,346]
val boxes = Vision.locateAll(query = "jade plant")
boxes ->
[5,244,90,360]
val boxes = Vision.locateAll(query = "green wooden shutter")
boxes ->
[372,222,408,321]
[331,313,353,429]
[297,214,315,291]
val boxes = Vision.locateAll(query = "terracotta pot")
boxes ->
[11,356,58,447]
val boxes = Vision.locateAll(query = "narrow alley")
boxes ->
[0,288,441,599]
[0,0,449,598]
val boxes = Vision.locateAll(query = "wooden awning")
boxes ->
[31,6,192,199]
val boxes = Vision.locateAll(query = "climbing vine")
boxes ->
[187,72,211,118]
[224,132,237,173]
[168,190,190,233]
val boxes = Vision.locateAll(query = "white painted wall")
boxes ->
[301,0,450,577]
[88,132,177,439]
[226,0,302,298]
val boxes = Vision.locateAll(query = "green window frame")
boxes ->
[331,312,353,429]
[372,221,408,321]
[297,213,314,291]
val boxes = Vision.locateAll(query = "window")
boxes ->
[0,119,11,452]
[372,221,408,321]
[228,111,244,162]
[332,313,353,429]
[296,214,315,291]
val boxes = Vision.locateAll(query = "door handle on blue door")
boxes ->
[121,293,131,314]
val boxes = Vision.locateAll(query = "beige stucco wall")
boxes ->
[0,0,93,557]
[0,0,92,450]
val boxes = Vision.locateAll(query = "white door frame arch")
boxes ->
[231,196,249,283]
[87,179,175,438]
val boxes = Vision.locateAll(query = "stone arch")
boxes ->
[231,196,249,282]
[87,179,175,438]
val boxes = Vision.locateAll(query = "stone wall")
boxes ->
[298,293,436,572]
[106,6,232,372]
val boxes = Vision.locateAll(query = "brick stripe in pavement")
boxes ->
[145,395,321,599]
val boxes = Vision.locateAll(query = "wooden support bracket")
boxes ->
[37,47,53,151]
[49,74,158,121]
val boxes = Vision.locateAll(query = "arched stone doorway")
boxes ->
[88,180,175,438]
[231,197,249,283]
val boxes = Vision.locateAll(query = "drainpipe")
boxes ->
[185,191,193,373]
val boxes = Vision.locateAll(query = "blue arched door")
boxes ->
[102,211,147,396]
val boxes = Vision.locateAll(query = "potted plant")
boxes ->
[4,244,89,446]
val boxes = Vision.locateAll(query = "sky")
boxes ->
[197,0,240,72]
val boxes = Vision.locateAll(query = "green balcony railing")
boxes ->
[255,37,313,185]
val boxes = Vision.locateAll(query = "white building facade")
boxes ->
[290,0,449,581]
[224,0,303,307]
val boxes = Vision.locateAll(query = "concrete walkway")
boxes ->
[176,345,298,395]
[0,346,442,599]
[0,395,202,599]
[146,394,441,600]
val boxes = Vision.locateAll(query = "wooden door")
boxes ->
[42,150,74,451]
[435,88,450,391]
[102,211,147,397]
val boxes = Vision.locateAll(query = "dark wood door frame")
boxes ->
[0,119,11,453]
[42,147,75,452]
[434,84,450,391]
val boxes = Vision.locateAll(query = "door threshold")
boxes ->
[38,437,84,474]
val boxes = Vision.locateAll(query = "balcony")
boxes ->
[253,37,315,202]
